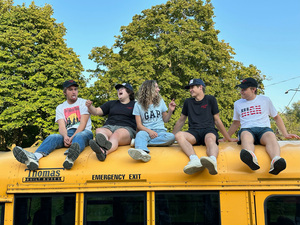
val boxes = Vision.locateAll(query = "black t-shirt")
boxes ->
[100,100,136,130]
[181,95,219,129]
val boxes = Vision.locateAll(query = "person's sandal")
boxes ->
[95,133,112,150]
[89,139,107,161]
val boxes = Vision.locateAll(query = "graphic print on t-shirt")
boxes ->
[144,110,161,121]
[241,105,262,117]
[64,106,81,128]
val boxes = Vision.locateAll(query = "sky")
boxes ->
[12,0,300,112]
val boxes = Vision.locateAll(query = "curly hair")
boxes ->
[137,80,161,111]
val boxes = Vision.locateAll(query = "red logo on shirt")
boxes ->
[201,104,208,109]
[241,105,261,117]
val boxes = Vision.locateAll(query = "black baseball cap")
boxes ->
[236,78,258,89]
[115,83,133,91]
[184,78,206,89]
[63,80,79,88]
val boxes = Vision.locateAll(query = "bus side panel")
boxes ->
[4,202,13,225]
[220,191,251,225]
[76,193,84,225]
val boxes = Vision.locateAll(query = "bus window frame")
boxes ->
[13,193,76,225]
[253,191,300,225]
[83,191,147,225]
[0,203,4,225]
[155,190,221,225]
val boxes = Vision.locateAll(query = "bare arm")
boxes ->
[85,100,104,116]
[274,114,300,139]
[214,114,236,142]
[227,120,241,137]
[135,115,158,139]
[172,114,187,134]
[57,114,90,147]
[69,114,90,141]
[57,119,71,147]
[162,99,176,123]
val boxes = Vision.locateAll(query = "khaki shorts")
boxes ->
[102,125,136,138]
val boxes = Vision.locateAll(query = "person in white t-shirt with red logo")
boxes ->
[227,77,299,175]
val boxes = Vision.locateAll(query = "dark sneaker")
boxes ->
[95,133,112,150]
[128,148,151,162]
[183,158,204,175]
[200,156,218,175]
[269,157,286,175]
[63,143,80,170]
[13,146,39,170]
[240,149,260,170]
[89,139,107,161]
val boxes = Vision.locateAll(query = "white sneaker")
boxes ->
[13,146,39,170]
[200,156,218,175]
[183,158,204,175]
[128,148,151,162]
[130,139,135,147]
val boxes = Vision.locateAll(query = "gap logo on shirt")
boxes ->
[144,110,161,120]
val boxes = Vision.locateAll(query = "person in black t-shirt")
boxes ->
[86,83,137,161]
[173,79,235,175]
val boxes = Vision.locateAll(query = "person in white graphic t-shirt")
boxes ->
[227,77,299,175]
[13,80,93,170]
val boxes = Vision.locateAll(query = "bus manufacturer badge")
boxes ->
[22,168,65,182]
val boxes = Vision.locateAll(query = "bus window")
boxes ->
[155,191,220,225]
[14,194,76,225]
[265,195,300,225]
[84,192,146,225]
[0,203,4,225]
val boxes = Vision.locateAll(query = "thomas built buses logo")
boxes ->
[22,168,64,182]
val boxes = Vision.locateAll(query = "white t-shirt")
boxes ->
[55,98,92,131]
[233,95,277,128]
[133,98,168,131]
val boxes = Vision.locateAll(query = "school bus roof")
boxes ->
[1,141,300,195]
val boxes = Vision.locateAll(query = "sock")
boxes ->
[272,156,281,163]
[189,154,199,161]
[209,156,217,162]
[34,152,43,160]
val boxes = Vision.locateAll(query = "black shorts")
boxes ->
[187,128,219,146]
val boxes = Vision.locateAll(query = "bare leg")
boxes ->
[174,131,197,157]
[240,131,255,152]
[204,133,218,157]
[260,131,280,159]
[107,128,131,154]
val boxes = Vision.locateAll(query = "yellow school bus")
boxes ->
[0,141,300,225]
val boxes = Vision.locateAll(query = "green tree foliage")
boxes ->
[0,1,85,149]
[88,0,263,133]
[274,101,300,139]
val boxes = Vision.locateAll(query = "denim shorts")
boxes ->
[238,127,274,145]
[187,128,219,146]
[102,125,136,138]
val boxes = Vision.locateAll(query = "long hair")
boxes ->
[137,80,161,111]
[126,88,135,101]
